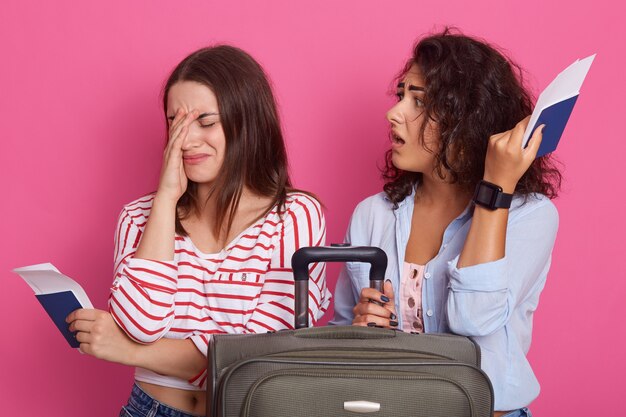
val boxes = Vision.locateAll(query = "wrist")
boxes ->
[473,180,513,211]
[153,192,180,208]
[481,175,516,194]
[125,342,143,368]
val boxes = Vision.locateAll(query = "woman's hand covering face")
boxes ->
[157,109,199,203]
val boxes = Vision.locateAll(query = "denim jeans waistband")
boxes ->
[121,383,203,417]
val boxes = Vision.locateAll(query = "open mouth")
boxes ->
[391,132,405,145]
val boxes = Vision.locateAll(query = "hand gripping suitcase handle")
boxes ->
[291,245,388,329]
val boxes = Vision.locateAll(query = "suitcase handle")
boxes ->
[291,245,387,329]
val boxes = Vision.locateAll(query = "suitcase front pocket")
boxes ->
[241,369,476,417]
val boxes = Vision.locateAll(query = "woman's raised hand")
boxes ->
[352,280,398,328]
[483,116,544,193]
[157,109,198,203]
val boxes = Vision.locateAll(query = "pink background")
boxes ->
[1,1,624,415]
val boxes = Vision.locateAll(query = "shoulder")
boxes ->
[343,192,399,245]
[351,192,396,223]
[118,193,156,226]
[284,192,324,222]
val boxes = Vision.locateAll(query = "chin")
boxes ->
[190,177,218,185]
[185,170,218,185]
[391,155,410,171]
[185,166,217,184]
[391,156,423,174]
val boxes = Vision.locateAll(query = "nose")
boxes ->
[181,121,203,150]
[386,101,404,127]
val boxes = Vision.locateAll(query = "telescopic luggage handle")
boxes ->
[291,245,388,329]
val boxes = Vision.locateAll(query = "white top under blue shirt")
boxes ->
[330,189,559,411]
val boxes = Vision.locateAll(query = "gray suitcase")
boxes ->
[207,246,494,417]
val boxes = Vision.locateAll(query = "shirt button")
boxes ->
[408,297,415,308]
[411,268,418,279]
[424,272,431,279]
[412,320,422,330]
[242,273,247,282]
[426,309,433,317]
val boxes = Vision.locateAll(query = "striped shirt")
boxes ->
[108,192,330,390]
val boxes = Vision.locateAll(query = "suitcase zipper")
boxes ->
[219,358,491,417]
[265,346,457,361]
[240,369,476,417]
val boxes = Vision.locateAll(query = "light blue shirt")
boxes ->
[330,190,558,411]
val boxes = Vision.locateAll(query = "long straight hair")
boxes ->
[163,45,292,239]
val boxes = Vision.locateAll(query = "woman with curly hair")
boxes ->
[331,30,561,417]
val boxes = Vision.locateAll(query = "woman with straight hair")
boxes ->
[66,45,330,417]
[331,29,561,417]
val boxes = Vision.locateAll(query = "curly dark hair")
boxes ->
[382,28,562,207]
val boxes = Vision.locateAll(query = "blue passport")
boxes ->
[522,54,595,157]
[526,95,579,158]
[35,291,83,348]
[14,263,93,348]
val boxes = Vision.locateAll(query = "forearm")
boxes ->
[459,115,543,268]
[457,204,509,268]
[130,338,206,380]
[448,198,558,336]
[458,172,515,268]
[448,212,512,335]
[135,194,177,261]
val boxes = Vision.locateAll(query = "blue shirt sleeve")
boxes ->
[446,197,559,337]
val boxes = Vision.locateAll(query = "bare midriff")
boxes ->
[137,381,206,416]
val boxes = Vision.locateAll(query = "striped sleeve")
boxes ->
[246,194,331,333]
[108,204,178,344]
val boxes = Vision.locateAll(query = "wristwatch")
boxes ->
[472,180,513,210]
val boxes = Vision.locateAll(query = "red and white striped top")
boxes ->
[108,192,330,390]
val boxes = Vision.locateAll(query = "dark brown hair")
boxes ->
[163,45,292,238]
[383,28,562,206]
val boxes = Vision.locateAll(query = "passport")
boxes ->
[14,263,93,348]
[523,54,595,157]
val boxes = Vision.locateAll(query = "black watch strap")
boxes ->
[473,180,513,210]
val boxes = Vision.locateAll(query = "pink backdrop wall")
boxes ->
[1,1,624,415]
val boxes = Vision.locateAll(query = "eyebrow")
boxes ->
[397,82,425,92]
[197,112,219,119]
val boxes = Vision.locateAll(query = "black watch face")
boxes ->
[475,182,500,208]
[483,187,497,205]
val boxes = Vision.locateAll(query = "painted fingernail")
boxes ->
[389,320,399,327]
[380,295,390,303]
[367,322,377,327]
[390,313,397,320]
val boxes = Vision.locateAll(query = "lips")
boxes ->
[391,132,405,146]
[183,154,210,165]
